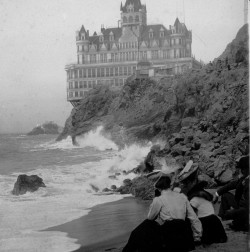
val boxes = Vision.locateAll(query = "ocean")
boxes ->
[0,127,152,252]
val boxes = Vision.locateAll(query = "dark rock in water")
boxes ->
[108,175,117,180]
[12,174,46,196]
[111,185,117,190]
[102,188,111,192]
[27,121,62,135]
[115,172,121,176]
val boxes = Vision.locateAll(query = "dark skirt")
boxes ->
[199,214,227,245]
[122,219,194,252]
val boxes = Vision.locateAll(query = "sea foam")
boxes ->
[0,127,152,251]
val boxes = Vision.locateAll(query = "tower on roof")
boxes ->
[120,0,147,28]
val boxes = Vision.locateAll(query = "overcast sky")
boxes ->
[0,0,245,133]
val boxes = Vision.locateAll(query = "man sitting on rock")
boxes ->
[213,156,249,231]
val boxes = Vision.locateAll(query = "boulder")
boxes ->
[12,174,46,196]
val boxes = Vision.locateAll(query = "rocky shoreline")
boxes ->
[57,24,248,200]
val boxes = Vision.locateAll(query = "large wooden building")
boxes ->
[66,0,194,106]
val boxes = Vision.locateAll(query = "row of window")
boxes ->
[77,48,190,64]
[68,79,125,97]
[77,39,187,52]
[68,65,136,79]
[123,15,140,24]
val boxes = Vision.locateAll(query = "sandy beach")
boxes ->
[46,197,150,252]
[46,196,248,252]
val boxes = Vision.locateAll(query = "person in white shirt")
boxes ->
[188,185,227,245]
[122,175,202,252]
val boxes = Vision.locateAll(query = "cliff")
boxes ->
[58,24,248,189]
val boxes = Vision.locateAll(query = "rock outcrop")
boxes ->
[12,174,46,195]
[28,121,62,135]
[58,24,248,199]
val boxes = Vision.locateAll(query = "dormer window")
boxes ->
[160,27,165,38]
[99,35,104,42]
[81,33,85,40]
[149,32,153,39]
[109,32,114,41]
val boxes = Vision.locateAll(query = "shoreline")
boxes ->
[45,194,248,252]
[45,196,151,252]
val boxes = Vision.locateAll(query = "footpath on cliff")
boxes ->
[58,24,249,251]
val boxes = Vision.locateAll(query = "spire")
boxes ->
[120,2,123,11]
[80,25,87,33]
[122,0,142,12]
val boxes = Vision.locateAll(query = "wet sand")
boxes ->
[46,196,248,252]
[46,196,150,252]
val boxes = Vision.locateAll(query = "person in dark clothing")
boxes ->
[122,175,202,252]
[187,182,227,245]
[213,156,249,231]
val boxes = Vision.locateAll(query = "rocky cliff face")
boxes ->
[58,24,248,188]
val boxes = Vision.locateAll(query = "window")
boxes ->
[128,66,132,76]
[99,36,104,42]
[75,91,79,97]
[80,91,83,97]
[101,68,105,77]
[84,81,87,88]
[119,66,123,76]
[92,68,96,77]
[75,81,78,89]
[83,69,87,78]
[82,55,84,63]
[90,54,96,63]
[110,34,114,41]
[104,54,107,63]
[110,79,114,86]
[160,32,164,38]
[124,66,127,76]
[69,82,73,89]
[119,79,123,86]
[111,53,114,62]
[115,67,119,76]
[74,70,78,78]
[88,81,92,88]
[135,15,139,22]
[149,32,153,39]
[88,69,91,78]
[129,16,133,23]
[97,68,101,77]
[106,68,110,77]
[69,92,73,98]
[151,50,159,59]
[115,79,119,86]
[123,16,127,23]
[110,68,114,77]
[115,53,118,61]
[92,80,96,87]
[79,69,82,78]
[143,51,147,60]
[79,81,83,88]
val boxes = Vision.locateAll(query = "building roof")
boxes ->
[121,0,143,12]
[141,24,170,40]
[80,25,87,33]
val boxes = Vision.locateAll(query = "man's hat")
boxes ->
[177,160,198,182]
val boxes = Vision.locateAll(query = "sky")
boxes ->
[0,0,246,133]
